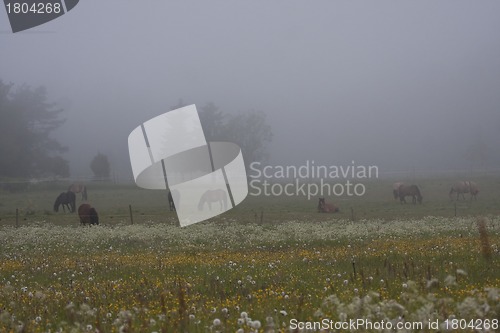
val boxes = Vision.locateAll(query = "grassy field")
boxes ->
[0,178,499,332]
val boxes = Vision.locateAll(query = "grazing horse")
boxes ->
[168,189,180,211]
[317,198,339,213]
[198,189,227,211]
[393,182,405,200]
[78,204,99,226]
[54,191,76,213]
[68,183,87,201]
[449,181,479,201]
[398,184,422,204]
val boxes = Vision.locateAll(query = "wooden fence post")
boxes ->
[129,204,134,225]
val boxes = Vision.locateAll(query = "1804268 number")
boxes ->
[444,319,498,331]
[6,2,62,14]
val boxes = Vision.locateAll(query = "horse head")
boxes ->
[318,198,325,212]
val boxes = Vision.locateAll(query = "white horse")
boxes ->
[449,181,479,200]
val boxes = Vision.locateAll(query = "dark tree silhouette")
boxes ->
[170,99,273,168]
[90,153,110,180]
[0,80,68,179]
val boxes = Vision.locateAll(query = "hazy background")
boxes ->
[1,0,499,181]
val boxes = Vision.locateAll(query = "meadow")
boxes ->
[0,177,499,332]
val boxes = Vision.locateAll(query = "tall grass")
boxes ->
[0,217,498,332]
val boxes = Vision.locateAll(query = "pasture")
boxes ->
[0,177,499,332]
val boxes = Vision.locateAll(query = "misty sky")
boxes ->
[1,1,500,180]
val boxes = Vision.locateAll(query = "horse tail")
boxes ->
[53,196,60,212]
[414,185,421,196]
[414,186,422,203]
[449,186,455,199]
[68,191,76,213]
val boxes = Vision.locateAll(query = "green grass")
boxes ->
[0,177,498,332]
[2,176,499,227]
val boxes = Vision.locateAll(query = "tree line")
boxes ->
[0,80,273,184]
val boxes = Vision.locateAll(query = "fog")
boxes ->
[1,0,500,180]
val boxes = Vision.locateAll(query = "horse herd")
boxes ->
[318,180,479,213]
[53,181,480,219]
[53,184,98,226]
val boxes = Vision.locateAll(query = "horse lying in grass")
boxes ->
[398,184,422,204]
[449,181,478,201]
[317,198,339,213]
[54,191,76,213]
[78,204,99,226]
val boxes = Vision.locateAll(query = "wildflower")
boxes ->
[486,287,499,301]
[251,320,261,329]
[280,310,287,316]
[426,278,439,289]
[213,318,221,326]
[444,275,457,287]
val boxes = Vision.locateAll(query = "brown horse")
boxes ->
[318,198,339,213]
[198,189,227,211]
[78,204,99,226]
[54,191,76,213]
[449,181,479,200]
[398,184,422,204]
[393,182,405,200]
[68,183,87,201]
